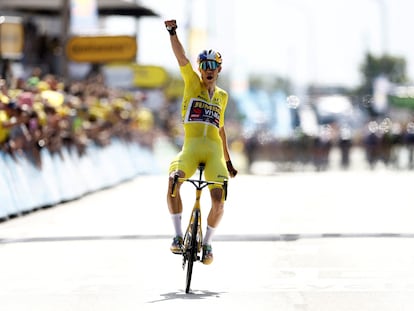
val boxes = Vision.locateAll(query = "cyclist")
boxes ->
[164,19,238,265]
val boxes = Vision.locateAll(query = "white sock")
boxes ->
[171,213,183,237]
[203,225,216,246]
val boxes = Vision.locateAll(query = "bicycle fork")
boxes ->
[182,189,203,269]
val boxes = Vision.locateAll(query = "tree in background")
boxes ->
[356,53,408,115]
[359,53,408,93]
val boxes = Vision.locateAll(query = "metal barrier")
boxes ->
[0,139,155,221]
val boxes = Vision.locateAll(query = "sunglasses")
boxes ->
[199,60,220,71]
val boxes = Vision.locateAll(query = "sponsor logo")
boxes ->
[185,99,221,128]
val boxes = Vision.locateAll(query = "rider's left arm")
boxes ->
[219,126,231,162]
[219,126,238,177]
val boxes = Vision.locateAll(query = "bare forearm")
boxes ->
[165,20,189,67]
[220,126,238,177]
[219,126,230,161]
[169,34,189,66]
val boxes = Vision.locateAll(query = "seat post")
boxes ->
[198,163,205,184]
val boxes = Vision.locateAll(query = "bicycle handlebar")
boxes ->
[170,174,228,200]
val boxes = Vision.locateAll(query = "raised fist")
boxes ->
[164,20,177,35]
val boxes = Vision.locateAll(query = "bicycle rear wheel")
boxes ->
[185,209,199,293]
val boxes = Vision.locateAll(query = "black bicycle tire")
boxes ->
[185,209,199,293]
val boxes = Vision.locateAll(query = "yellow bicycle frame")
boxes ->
[170,167,228,257]
[172,177,204,253]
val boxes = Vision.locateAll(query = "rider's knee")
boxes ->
[168,170,185,191]
[210,187,224,204]
[169,170,185,180]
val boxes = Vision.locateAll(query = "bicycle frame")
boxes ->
[183,185,203,263]
[170,163,228,293]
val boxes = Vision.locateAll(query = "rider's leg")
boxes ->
[202,188,224,264]
[204,188,224,244]
[167,171,185,237]
[167,172,186,254]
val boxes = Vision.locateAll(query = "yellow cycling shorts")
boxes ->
[169,137,228,188]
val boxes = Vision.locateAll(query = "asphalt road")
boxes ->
[1,169,414,310]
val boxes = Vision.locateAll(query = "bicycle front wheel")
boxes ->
[185,209,199,293]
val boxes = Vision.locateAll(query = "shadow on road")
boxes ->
[147,289,226,303]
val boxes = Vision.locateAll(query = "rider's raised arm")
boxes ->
[164,20,189,67]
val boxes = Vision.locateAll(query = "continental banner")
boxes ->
[66,35,137,63]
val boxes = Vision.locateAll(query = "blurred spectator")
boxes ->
[364,121,380,169]
[0,68,158,168]
[26,67,42,90]
[312,125,333,171]
[378,118,393,166]
[338,126,352,169]
[404,121,414,169]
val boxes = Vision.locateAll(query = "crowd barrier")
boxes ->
[0,139,156,220]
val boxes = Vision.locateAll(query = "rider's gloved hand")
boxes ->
[226,160,238,177]
[165,20,177,36]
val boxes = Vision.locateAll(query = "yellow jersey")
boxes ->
[168,62,229,182]
[179,62,228,142]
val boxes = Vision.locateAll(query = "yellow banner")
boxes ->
[66,36,137,63]
[132,65,169,88]
[0,17,24,59]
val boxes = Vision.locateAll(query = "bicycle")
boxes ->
[170,162,228,293]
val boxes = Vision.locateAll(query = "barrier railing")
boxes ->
[0,139,155,221]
